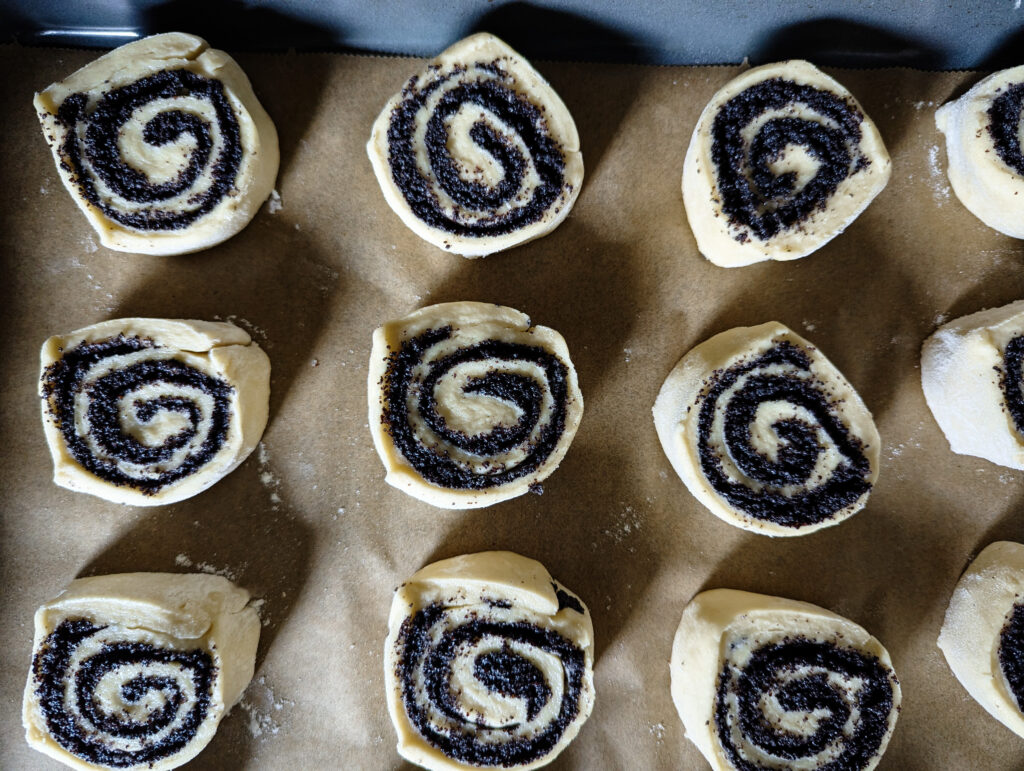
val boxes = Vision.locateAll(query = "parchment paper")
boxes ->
[1,44,1022,770]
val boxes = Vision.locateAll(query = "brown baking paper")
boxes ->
[2,43,1023,770]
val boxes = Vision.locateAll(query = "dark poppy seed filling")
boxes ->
[711,78,868,241]
[41,335,234,494]
[715,637,895,771]
[696,341,872,528]
[386,60,567,237]
[32,618,215,768]
[381,325,569,490]
[55,68,242,231]
[1001,336,1024,438]
[397,605,585,766]
[988,83,1024,178]
[998,602,1024,711]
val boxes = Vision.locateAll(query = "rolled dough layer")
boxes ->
[368,33,583,257]
[40,318,270,506]
[34,32,279,255]
[23,573,260,771]
[653,322,880,536]
[367,301,583,508]
[671,589,900,771]
[385,551,595,770]
[682,60,890,267]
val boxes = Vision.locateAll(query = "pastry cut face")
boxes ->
[653,322,879,536]
[367,302,583,508]
[682,60,890,267]
[34,32,279,255]
[40,318,270,506]
[671,589,900,771]
[936,65,1024,238]
[385,552,595,770]
[938,541,1024,738]
[367,33,583,257]
[921,300,1024,469]
[23,573,260,771]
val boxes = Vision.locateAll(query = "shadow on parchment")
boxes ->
[423,219,642,401]
[421,441,660,664]
[752,18,941,70]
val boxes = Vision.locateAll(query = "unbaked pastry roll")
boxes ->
[367,33,583,257]
[682,60,890,267]
[653,322,879,536]
[671,589,900,771]
[40,318,270,506]
[936,65,1024,238]
[367,302,583,508]
[921,300,1024,469]
[938,541,1024,737]
[23,572,260,771]
[34,32,279,255]
[385,551,595,770]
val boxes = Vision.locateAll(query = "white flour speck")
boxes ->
[267,189,283,214]
[803,320,817,332]
[239,677,293,739]
[257,442,282,511]
[81,235,98,253]
[650,722,666,742]
[623,348,632,363]
[927,145,951,204]
[174,553,240,581]
[933,312,949,327]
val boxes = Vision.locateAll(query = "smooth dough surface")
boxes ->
[936,65,1024,238]
[921,300,1024,469]
[938,541,1024,738]
[35,32,279,255]
[367,32,583,257]
[671,589,900,771]
[23,572,260,771]
[682,60,890,267]
[367,301,583,508]
[40,317,270,506]
[385,551,595,770]
[653,321,880,536]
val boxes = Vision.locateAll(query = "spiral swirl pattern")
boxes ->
[1001,336,1024,438]
[54,67,242,232]
[696,341,872,529]
[1000,603,1024,711]
[395,596,588,766]
[711,78,868,241]
[386,65,567,239]
[30,618,214,768]
[41,335,234,496]
[714,638,896,771]
[381,324,572,493]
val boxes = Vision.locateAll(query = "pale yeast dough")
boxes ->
[938,541,1024,738]
[671,589,900,771]
[921,300,1024,469]
[40,318,270,505]
[936,65,1024,238]
[385,552,595,770]
[368,302,583,508]
[35,32,278,255]
[653,322,880,536]
[367,33,583,257]
[682,60,890,267]
[23,573,260,771]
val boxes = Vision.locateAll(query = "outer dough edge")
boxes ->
[935,65,1024,239]
[938,541,1024,738]
[366,32,583,258]
[367,301,584,509]
[39,318,271,506]
[384,551,595,771]
[682,59,891,268]
[22,572,260,771]
[652,321,880,536]
[920,299,1024,469]
[670,588,900,771]
[34,31,279,256]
